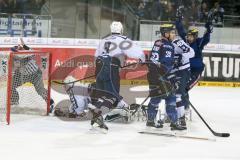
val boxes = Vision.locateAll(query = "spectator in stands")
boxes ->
[213,2,224,25]
[189,0,200,22]
[39,0,49,14]
[142,1,152,19]
[199,1,209,22]
[162,2,175,21]
[0,0,21,13]
[34,0,46,14]
[136,1,146,19]
[0,0,6,12]
[16,0,45,14]
[151,0,162,20]
[0,0,12,13]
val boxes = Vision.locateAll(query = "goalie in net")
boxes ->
[10,38,54,112]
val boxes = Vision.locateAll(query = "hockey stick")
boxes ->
[139,131,216,141]
[120,62,139,68]
[121,60,152,69]
[53,74,96,85]
[177,80,230,138]
[188,101,230,137]
[52,62,147,85]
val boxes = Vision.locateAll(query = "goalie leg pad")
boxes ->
[11,70,24,104]
[31,69,48,101]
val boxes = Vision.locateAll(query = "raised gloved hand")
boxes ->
[205,21,213,33]
[176,5,184,20]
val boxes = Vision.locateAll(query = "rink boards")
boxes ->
[0,37,239,87]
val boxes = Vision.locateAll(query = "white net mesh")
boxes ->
[0,51,51,124]
[0,52,10,124]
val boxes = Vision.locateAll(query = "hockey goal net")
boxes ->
[0,51,51,124]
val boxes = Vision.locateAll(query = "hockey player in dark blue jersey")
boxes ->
[146,24,186,130]
[175,9,213,91]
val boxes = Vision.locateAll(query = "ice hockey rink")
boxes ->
[0,86,239,160]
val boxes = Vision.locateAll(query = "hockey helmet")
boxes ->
[187,28,199,37]
[160,24,175,36]
[110,21,123,34]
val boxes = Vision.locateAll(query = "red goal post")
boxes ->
[0,51,52,124]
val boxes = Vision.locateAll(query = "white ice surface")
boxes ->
[0,86,240,160]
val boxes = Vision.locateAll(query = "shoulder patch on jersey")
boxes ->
[154,40,162,46]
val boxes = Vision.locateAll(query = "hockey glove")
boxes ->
[205,22,213,33]
[173,54,182,69]
[176,5,184,20]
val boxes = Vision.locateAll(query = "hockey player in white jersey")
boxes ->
[93,21,145,128]
[171,37,195,128]
[58,76,91,118]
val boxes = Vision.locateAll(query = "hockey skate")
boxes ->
[179,116,186,127]
[91,110,108,130]
[104,103,135,123]
[170,122,187,131]
[104,113,129,122]
[146,120,163,128]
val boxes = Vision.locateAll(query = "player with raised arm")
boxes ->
[10,38,54,112]
[146,24,186,130]
[171,36,195,128]
[175,7,213,91]
[92,21,145,129]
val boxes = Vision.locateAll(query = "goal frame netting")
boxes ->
[0,51,52,125]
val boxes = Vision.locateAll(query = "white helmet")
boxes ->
[110,21,123,34]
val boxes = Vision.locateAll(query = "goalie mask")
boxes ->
[110,21,123,34]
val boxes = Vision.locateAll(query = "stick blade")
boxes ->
[221,133,230,137]
[214,132,230,137]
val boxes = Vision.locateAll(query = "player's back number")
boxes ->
[103,40,132,54]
